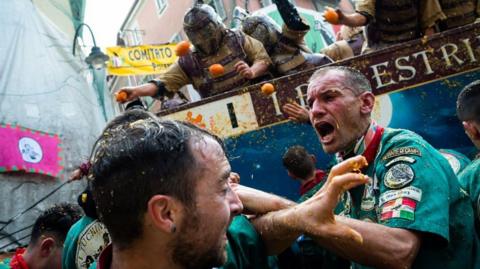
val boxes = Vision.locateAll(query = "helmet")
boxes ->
[241,15,281,51]
[183,4,226,55]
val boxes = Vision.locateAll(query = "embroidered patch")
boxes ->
[440,152,461,174]
[361,182,376,211]
[379,186,422,205]
[380,197,417,221]
[76,220,111,269]
[382,147,422,160]
[384,163,415,189]
[385,156,416,167]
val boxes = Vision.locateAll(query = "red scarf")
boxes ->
[336,122,384,166]
[300,170,326,195]
[9,248,29,269]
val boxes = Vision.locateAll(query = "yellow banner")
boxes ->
[106,44,178,76]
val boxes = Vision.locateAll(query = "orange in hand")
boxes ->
[261,83,275,95]
[115,91,128,103]
[323,7,339,24]
[175,41,191,56]
[209,64,225,77]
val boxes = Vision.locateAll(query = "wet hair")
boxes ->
[89,110,225,249]
[30,203,83,245]
[309,66,372,95]
[457,80,480,123]
[282,145,315,181]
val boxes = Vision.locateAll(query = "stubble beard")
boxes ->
[170,209,227,269]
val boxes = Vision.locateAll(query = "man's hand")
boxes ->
[234,61,255,79]
[69,168,83,181]
[116,83,159,103]
[282,102,310,123]
[295,155,369,242]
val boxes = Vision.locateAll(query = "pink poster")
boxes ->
[0,124,62,177]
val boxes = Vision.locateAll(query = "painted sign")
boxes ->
[106,44,178,76]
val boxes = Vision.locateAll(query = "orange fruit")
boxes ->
[261,83,275,95]
[323,7,339,24]
[175,41,191,56]
[209,64,225,77]
[115,91,128,103]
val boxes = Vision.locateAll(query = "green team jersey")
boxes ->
[221,215,270,269]
[62,216,110,269]
[439,149,471,175]
[0,258,11,269]
[339,128,479,269]
[458,157,480,236]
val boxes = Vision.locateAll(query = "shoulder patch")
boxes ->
[379,186,423,205]
[384,163,415,189]
[382,147,421,160]
[75,220,111,269]
[385,156,416,167]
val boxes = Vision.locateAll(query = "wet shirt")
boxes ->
[439,148,471,175]
[220,215,270,269]
[458,157,480,236]
[157,34,271,96]
[63,216,110,269]
[338,128,479,269]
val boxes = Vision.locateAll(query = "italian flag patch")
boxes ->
[380,197,417,221]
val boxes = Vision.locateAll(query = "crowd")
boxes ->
[1,1,479,269]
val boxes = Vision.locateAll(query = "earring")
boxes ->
[170,224,176,233]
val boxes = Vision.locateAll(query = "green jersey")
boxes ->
[221,215,270,269]
[62,216,110,269]
[339,128,479,269]
[458,157,480,235]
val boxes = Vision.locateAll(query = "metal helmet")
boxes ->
[241,15,281,51]
[183,4,226,55]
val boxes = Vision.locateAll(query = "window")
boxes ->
[205,0,226,20]
[155,0,167,15]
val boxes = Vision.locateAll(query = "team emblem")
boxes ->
[384,163,414,189]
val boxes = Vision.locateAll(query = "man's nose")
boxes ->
[228,188,244,216]
[310,101,326,118]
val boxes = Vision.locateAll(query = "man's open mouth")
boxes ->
[316,122,335,144]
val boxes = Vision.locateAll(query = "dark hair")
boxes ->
[89,110,224,249]
[457,80,480,123]
[30,203,82,245]
[282,145,315,181]
[77,187,97,219]
[309,66,372,95]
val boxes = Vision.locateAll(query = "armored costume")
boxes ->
[242,0,331,76]
[150,4,271,99]
[437,0,479,30]
[356,0,445,52]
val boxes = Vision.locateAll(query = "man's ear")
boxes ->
[463,121,480,140]
[147,195,181,233]
[39,237,56,257]
[359,92,375,114]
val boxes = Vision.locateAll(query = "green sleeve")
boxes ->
[458,159,480,225]
[0,258,11,269]
[222,215,269,269]
[62,216,95,269]
[375,137,453,243]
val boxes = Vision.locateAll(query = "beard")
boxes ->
[170,209,227,269]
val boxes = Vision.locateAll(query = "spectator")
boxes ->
[0,204,82,269]
[456,80,480,235]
